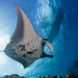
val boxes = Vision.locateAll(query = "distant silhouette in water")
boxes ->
[4,4,64,68]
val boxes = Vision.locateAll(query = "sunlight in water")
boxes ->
[0,33,10,66]
[0,53,7,66]
[0,34,10,51]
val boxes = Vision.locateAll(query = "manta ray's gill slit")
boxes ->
[27,51,34,54]
[18,44,25,51]
[22,54,26,58]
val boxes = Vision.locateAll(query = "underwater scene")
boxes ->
[0,0,78,78]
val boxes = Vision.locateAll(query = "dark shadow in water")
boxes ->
[68,60,78,74]
[48,7,64,42]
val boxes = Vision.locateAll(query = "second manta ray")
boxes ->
[4,4,64,68]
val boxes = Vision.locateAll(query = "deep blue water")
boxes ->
[14,0,78,77]
[0,0,78,77]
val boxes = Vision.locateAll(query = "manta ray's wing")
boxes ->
[43,8,64,52]
[11,4,42,44]
[11,4,54,52]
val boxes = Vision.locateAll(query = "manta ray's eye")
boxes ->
[18,45,25,51]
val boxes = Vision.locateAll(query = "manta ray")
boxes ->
[4,4,64,68]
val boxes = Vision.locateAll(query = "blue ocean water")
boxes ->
[0,0,78,77]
